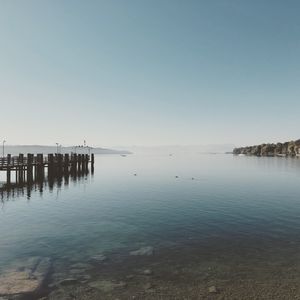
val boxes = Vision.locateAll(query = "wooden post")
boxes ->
[7,154,11,184]
[82,154,85,172]
[27,154,33,183]
[71,153,77,174]
[63,154,69,183]
[84,154,88,169]
[91,153,94,174]
[84,154,89,175]
[81,154,85,172]
[48,154,55,190]
[78,154,82,172]
[64,153,69,174]
[57,153,63,174]
[48,154,54,175]
[18,154,24,183]
[36,154,44,180]
[81,154,84,170]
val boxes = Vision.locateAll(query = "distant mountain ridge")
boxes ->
[3,145,131,156]
[233,139,300,157]
[119,144,235,154]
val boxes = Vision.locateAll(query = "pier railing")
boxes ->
[0,156,41,167]
[0,153,94,168]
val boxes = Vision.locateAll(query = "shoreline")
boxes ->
[233,139,300,157]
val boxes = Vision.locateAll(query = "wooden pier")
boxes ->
[0,153,94,185]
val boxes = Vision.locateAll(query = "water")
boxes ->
[1,153,300,298]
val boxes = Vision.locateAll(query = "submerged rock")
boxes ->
[90,254,107,262]
[70,262,92,269]
[47,285,92,300]
[0,257,51,296]
[208,285,218,293]
[69,268,85,275]
[144,282,155,292]
[130,246,154,256]
[144,282,154,290]
[88,280,126,292]
[79,274,91,282]
[58,278,78,286]
[142,269,153,275]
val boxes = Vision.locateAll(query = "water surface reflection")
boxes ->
[0,168,93,201]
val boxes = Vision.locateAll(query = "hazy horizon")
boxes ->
[1,1,299,146]
[2,143,235,152]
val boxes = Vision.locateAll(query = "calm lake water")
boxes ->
[1,153,300,298]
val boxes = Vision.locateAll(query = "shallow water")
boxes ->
[1,153,300,298]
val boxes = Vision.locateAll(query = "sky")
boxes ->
[0,0,299,147]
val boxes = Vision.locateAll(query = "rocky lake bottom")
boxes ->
[3,237,300,300]
[1,153,300,299]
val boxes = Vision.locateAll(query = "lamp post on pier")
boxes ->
[2,140,6,157]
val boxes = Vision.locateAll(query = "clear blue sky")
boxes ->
[0,0,299,147]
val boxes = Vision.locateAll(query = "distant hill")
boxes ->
[117,144,235,154]
[3,145,131,156]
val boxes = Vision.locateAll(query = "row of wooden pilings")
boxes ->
[47,153,93,176]
[2,153,94,185]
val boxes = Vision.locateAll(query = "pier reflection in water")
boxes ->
[0,167,94,201]
[0,153,94,201]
